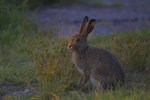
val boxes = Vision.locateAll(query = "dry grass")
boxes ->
[1,31,150,99]
[23,31,150,100]
[112,33,150,71]
[25,36,79,99]
[0,1,150,99]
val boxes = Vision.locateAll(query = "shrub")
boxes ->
[0,0,37,46]
[112,33,150,71]
[25,36,78,99]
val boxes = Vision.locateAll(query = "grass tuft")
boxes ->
[112,33,150,71]
[25,36,79,99]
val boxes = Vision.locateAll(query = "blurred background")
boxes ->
[1,0,150,37]
[32,0,150,36]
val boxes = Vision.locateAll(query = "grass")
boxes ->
[0,30,150,99]
[0,0,150,100]
[88,0,124,7]
[3,87,150,100]
[89,31,150,71]
[25,37,79,99]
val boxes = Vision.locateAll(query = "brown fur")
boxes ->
[68,16,125,90]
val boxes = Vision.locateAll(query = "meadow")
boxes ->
[0,0,150,100]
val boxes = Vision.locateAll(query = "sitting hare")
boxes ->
[68,16,125,90]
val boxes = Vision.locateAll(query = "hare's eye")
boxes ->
[76,38,80,42]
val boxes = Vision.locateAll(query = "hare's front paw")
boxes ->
[76,83,83,89]
[67,82,80,89]
[69,82,82,89]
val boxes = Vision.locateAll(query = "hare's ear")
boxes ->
[79,16,88,34]
[82,19,96,37]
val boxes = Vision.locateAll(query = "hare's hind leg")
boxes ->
[77,74,90,88]
[90,75,103,89]
[90,75,115,90]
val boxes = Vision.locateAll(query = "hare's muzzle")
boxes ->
[67,44,72,50]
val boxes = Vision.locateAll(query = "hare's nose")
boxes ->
[68,44,72,50]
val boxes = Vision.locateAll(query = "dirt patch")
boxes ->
[0,82,37,98]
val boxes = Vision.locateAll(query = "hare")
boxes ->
[67,16,125,90]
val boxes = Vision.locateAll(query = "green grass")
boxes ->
[89,31,150,71]
[3,95,32,100]
[61,87,150,100]
[0,0,150,99]
[88,0,124,7]
[1,30,150,99]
